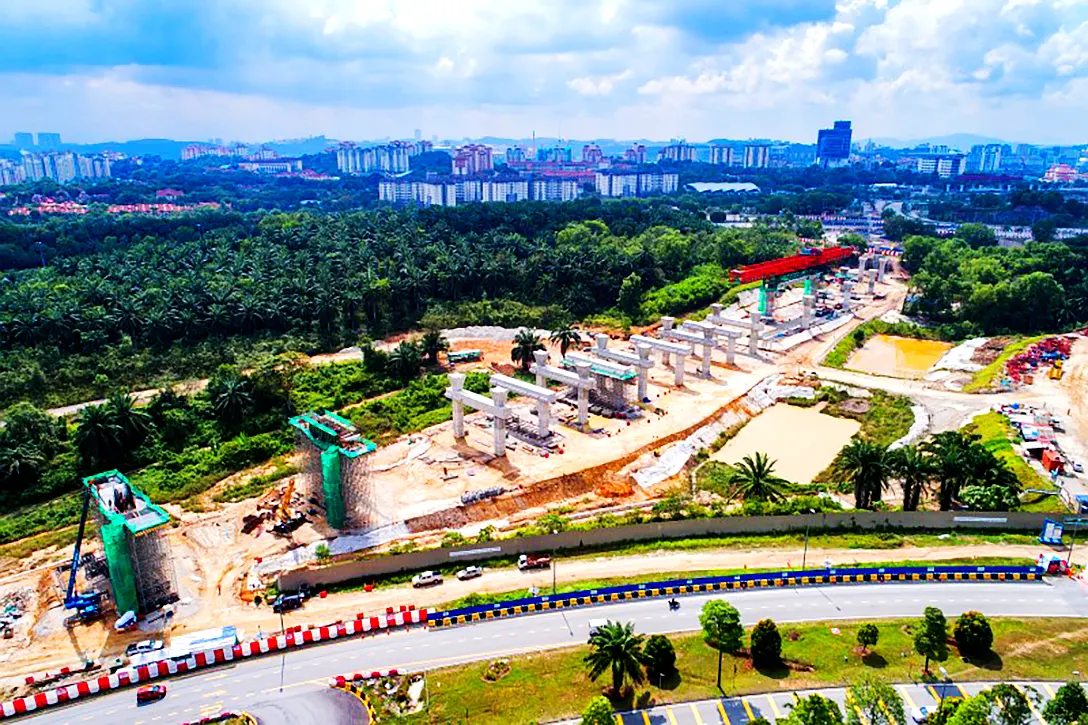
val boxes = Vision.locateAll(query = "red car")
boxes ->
[136,685,167,704]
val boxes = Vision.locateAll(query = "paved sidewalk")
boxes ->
[558,680,1082,725]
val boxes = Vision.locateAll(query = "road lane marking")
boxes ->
[1041,683,1056,698]
[718,702,729,724]
[742,698,756,720]
[642,711,652,725]
[691,703,706,725]
[667,707,680,725]
[766,695,784,719]
[899,686,918,710]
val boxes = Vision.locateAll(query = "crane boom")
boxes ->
[65,487,92,604]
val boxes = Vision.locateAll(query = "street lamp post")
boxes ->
[938,666,951,711]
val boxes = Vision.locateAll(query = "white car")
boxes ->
[911,706,935,723]
[125,639,164,657]
[411,571,443,588]
[1073,461,1083,473]
[456,566,483,581]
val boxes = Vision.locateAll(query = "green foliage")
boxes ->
[787,694,845,725]
[946,694,998,725]
[642,634,677,677]
[730,452,791,502]
[913,606,949,672]
[856,623,879,651]
[637,264,730,323]
[835,439,892,510]
[699,600,744,652]
[1042,682,1088,725]
[511,328,546,372]
[441,532,467,548]
[537,512,570,534]
[720,281,762,307]
[314,543,330,562]
[212,459,298,503]
[420,299,573,331]
[750,618,782,667]
[583,621,646,694]
[847,675,906,725]
[580,696,615,725]
[617,273,644,317]
[984,683,1033,725]
[347,372,489,444]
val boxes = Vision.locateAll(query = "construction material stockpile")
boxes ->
[1004,336,1071,384]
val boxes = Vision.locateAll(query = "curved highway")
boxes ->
[22,579,1088,724]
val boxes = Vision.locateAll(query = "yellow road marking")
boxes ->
[1016,685,1045,724]
[742,698,756,721]
[1041,683,1056,698]
[899,686,919,711]
[200,689,227,699]
[642,711,652,725]
[691,703,706,725]
[718,701,730,725]
[615,716,623,725]
[846,691,868,725]
[667,707,680,725]
[766,695,784,719]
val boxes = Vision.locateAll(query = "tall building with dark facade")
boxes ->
[816,121,852,167]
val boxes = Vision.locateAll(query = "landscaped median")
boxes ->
[427,564,1042,628]
[0,607,428,719]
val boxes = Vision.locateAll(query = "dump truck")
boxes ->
[517,554,552,571]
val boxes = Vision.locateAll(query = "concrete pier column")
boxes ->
[533,350,548,388]
[748,310,761,356]
[858,254,868,274]
[867,268,877,295]
[701,330,713,377]
[636,344,651,401]
[674,358,685,387]
[802,294,816,330]
[575,362,592,428]
[843,280,854,312]
[726,333,736,365]
[877,256,888,282]
[710,303,724,318]
[537,401,550,438]
[449,373,466,438]
[491,388,508,457]
[660,317,676,332]
[595,333,609,352]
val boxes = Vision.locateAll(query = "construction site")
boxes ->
[0,246,916,690]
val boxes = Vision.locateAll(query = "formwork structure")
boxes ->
[83,471,177,616]
[289,411,377,529]
[563,353,637,413]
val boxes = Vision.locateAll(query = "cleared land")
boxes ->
[846,334,952,379]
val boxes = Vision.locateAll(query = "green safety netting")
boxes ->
[101,520,138,615]
[321,447,345,529]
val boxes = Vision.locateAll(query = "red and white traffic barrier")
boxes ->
[23,661,94,687]
[330,668,402,687]
[0,606,427,719]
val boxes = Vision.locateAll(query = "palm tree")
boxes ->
[106,391,153,449]
[208,373,254,427]
[420,329,450,366]
[583,621,646,695]
[0,433,44,480]
[730,452,790,502]
[386,341,423,382]
[890,444,932,511]
[921,431,1000,510]
[74,403,122,469]
[836,439,891,510]
[511,328,545,371]
[549,325,583,358]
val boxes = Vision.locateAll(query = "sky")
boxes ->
[1,0,1087,145]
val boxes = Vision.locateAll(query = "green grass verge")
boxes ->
[962,335,1048,393]
[0,524,86,560]
[380,617,1088,724]
[962,412,1067,513]
[823,320,948,370]
[0,492,85,546]
[432,556,1031,611]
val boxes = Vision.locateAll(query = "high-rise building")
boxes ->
[482,178,530,203]
[710,145,738,166]
[965,144,1012,174]
[659,141,697,163]
[532,177,580,202]
[10,151,111,184]
[505,146,526,164]
[37,133,62,150]
[452,144,494,175]
[916,153,965,178]
[336,142,413,174]
[744,144,771,169]
[414,129,422,143]
[596,171,679,197]
[816,121,852,167]
[13,132,34,149]
[581,144,604,165]
[624,145,648,164]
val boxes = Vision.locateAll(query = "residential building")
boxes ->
[536,145,573,163]
[482,178,530,203]
[816,121,852,167]
[452,144,494,175]
[596,171,678,197]
[624,144,648,164]
[1044,164,1080,183]
[709,145,739,166]
[0,159,25,185]
[505,146,526,164]
[337,143,412,174]
[965,144,1012,174]
[378,179,457,207]
[182,143,238,161]
[7,152,111,184]
[744,144,770,169]
[37,133,62,150]
[659,141,697,163]
[238,158,303,174]
[532,177,580,202]
[916,153,965,178]
[12,132,34,149]
[581,144,604,165]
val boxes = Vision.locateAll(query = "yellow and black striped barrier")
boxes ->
[338,682,380,723]
[427,566,1040,629]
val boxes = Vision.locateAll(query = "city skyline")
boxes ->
[1,1,1087,145]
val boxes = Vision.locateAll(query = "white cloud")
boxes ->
[568,70,632,96]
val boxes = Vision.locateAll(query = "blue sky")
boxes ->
[1,0,1086,144]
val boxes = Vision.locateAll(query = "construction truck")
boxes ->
[64,488,105,628]
[271,479,307,537]
[517,554,552,571]
[1049,360,1064,380]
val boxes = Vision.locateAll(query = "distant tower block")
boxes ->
[289,411,377,530]
[84,471,177,616]
[444,372,511,457]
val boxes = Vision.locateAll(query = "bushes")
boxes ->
[642,634,677,678]
[348,372,490,444]
[420,299,572,331]
[749,618,782,667]
[856,623,879,652]
[638,264,730,322]
[953,611,993,657]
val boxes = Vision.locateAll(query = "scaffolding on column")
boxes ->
[83,471,177,616]
[289,411,377,530]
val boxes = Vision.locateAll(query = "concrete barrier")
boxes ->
[0,607,427,719]
[280,511,1063,591]
[427,565,1042,628]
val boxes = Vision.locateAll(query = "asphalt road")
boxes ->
[24,579,1088,724]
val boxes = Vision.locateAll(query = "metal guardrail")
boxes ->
[429,565,1041,628]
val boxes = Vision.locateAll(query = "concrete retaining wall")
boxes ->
[279,511,1062,591]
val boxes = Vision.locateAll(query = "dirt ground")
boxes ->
[846,335,953,379]
[711,403,861,485]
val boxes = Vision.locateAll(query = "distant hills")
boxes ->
[868,133,1013,150]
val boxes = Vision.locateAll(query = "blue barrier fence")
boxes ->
[428,564,1041,628]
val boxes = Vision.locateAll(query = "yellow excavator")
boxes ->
[276,479,295,522]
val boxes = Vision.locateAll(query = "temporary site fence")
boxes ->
[428,564,1041,628]
[0,606,427,720]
